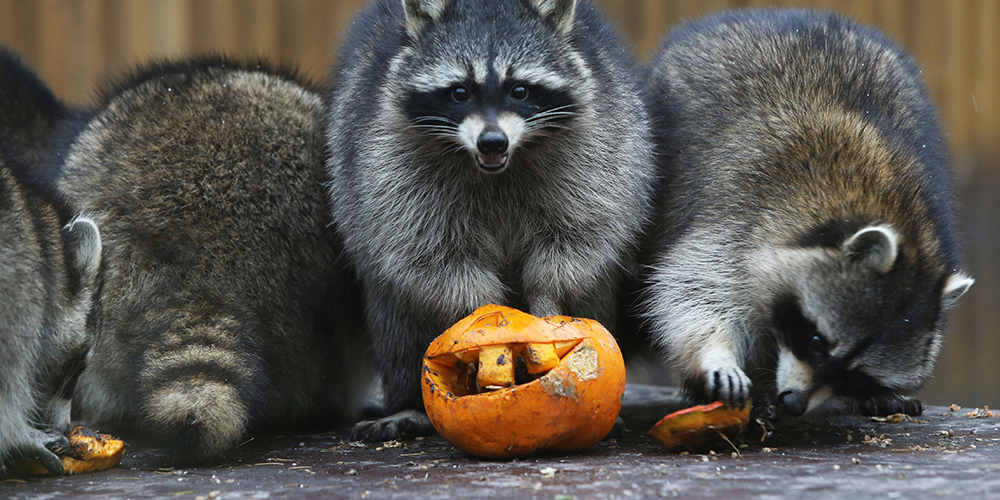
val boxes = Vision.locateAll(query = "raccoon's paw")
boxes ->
[856,394,924,417]
[9,428,69,474]
[704,365,752,408]
[349,410,434,442]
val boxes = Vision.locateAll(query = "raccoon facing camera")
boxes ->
[48,59,368,465]
[0,146,101,475]
[328,0,656,440]
[640,9,972,418]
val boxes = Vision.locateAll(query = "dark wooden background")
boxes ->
[1,0,996,407]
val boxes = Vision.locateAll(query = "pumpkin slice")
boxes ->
[524,342,560,374]
[422,305,626,458]
[16,426,125,475]
[648,401,751,451]
[477,344,515,389]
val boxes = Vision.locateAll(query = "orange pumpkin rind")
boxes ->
[648,400,752,451]
[15,426,125,475]
[422,305,626,458]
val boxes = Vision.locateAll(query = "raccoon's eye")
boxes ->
[510,85,528,100]
[451,86,470,102]
[809,335,829,354]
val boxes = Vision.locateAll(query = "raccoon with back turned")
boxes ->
[640,9,973,417]
[0,48,102,475]
[48,58,368,465]
[328,0,656,439]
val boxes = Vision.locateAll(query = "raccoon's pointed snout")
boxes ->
[777,389,807,416]
[475,129,509,172]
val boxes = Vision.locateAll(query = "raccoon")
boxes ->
[327,0,655,439]
[0,146,101,475]
[0,48,70,170]
[640,9,973,417]
[50,58,367,465]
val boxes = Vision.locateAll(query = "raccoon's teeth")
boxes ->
[476,154,508,171]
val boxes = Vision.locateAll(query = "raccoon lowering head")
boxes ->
[764,225,973,416]
[387,0,591,173]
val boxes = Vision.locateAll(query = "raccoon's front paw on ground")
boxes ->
[349,409,435,442]
[704,366,752,408]
[856,394,924,417]
[9,428,69,475]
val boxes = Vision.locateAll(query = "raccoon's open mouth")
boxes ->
[476,153,508,172]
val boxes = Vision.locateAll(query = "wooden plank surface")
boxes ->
[3,386,999,499]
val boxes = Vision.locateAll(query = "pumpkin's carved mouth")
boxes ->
[426,339,583,396]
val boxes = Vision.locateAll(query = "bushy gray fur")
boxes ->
[51,59,367,465]
[0,147,101,475]
[328,0,655,439]
[641,9,973,417]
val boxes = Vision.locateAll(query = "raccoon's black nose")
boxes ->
[477,130,509,155]
[778,390,807,416]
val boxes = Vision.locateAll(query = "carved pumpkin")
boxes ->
[421,305,625,458]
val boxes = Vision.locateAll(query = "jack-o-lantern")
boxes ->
[421,305,626,458]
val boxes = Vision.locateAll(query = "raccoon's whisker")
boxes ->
[410,115,460,126]
[523,123,572,135]
[528,109,579,119]
[406,125,459,135]
[525,105,580,122]
[441,144,468,155]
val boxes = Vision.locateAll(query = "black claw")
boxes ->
[43,431,70,456]
[36,449,65,475]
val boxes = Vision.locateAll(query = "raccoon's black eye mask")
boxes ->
[772,297,832,363]
[403,80,576,130]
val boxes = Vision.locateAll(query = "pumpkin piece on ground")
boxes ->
[648,401,752,451]
[15,426,125,475]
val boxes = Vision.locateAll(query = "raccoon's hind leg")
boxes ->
[138,314,268,465]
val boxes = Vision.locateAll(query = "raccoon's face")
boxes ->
[769,225,972,416]
[390,0,590,174]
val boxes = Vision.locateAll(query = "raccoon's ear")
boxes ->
[62,215,102,291]
[941,272,973,312]
[403,0,448,39]
[843,225,898,273]
[531,0,577,38]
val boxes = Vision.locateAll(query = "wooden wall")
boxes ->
[1,0,997,407]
